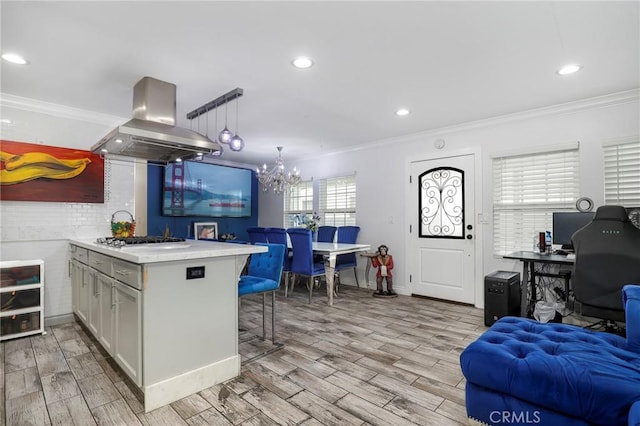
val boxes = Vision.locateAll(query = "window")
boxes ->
[319,174,357,226]
[493,146,580,254]
[283,180,313,228]
[603,138,640,206]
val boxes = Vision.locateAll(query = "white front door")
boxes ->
[409,154,475,304]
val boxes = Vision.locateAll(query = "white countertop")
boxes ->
[69,239,266,264]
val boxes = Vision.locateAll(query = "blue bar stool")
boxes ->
[238,243,285,343]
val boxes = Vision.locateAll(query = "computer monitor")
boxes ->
[552,212,596,250]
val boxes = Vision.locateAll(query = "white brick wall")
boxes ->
[0,158,136,321]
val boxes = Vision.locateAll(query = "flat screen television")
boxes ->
[162,161,252,217]
[552,211,596,250]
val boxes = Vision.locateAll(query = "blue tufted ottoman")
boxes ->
[460,287,640,426]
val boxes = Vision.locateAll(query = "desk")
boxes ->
[503,251,574,317]
[312,242,371,305]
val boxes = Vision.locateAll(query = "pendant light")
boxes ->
[209,105,223,157]
[229,97,244,152]
[218,98,233,144]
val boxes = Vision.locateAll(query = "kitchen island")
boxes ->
[69,239,266,413]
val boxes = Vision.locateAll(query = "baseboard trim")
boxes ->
[44,313,75,328]
[143,355,241,413]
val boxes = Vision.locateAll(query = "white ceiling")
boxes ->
[1,1,639,165]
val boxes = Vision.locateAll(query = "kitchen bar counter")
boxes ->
[69,238,265,264]
[69,239,265,412]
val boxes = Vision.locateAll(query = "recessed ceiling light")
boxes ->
[0,119,12,124]
[292,57,314,69]
[557,64,582,75]
[2,53,28,65]
[396,108,410,116]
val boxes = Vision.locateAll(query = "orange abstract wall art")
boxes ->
[0,140,104,203]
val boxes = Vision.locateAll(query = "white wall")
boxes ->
[258,90,640,307]
[2,90,638,321]
[1,105,136,323]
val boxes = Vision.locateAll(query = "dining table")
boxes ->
[312,242,371,305]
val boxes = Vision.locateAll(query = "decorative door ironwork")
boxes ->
[418,167,464,238]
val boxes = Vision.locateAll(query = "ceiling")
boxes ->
[1,1,638,166]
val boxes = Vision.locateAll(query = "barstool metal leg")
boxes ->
[262,293,266,340]
[271,290,276,343]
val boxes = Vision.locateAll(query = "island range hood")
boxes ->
[92,77,221,163]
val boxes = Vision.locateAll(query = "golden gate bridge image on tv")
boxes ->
[163,161,251,217]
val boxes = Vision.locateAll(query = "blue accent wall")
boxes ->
[147,164,258,241]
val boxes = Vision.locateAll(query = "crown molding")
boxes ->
[308,88,640,161]
[0,93,126,127]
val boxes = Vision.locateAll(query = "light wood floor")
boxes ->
[1,285,487,425]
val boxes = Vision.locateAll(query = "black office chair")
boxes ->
[571,205,640,324]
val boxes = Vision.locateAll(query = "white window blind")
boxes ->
[283,180,314,228]
[493,148,580,254]
[319,174,357,226]
[604,139,640,206]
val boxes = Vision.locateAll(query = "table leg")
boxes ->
[520,261,529,317]
[324,254,337,306]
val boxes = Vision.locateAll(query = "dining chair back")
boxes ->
[246,227,268,244]
[264,227,291,276]
[238,243,285,342]
[286,228,325,303]
[335,225,361,287]
[314,225,337,263]
[317,226,337,243]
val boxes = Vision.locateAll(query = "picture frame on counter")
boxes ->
[194,222,218,240]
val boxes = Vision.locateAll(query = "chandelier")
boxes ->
[256,146,301,195]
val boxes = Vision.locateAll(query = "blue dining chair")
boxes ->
[314,225,337,263]
[286,228,325,303]
[238,243,285,342]
[246,227,268,244]
[317,226,337,243]
[264,227,291,281]
[335,226,361,287]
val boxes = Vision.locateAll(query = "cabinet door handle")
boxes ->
[111,285,116,309]
[115,269,130,276]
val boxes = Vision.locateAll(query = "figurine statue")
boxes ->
[372,244,396,297]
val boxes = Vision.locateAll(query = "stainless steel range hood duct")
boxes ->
[92,77,221,163]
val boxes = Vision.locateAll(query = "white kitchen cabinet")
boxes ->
[70,259,81,318]
[70,243,141,387]
[88,269,100,337]
[97,271,115,354]
[70,249,91,325]
[114,281,142,386]
[1,260,45,341]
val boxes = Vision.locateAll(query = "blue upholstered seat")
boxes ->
[335,226,360,287]
[238,275,279,296]
[238,243,285,342]
[286,228,325,303]
[461,285,640,426]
